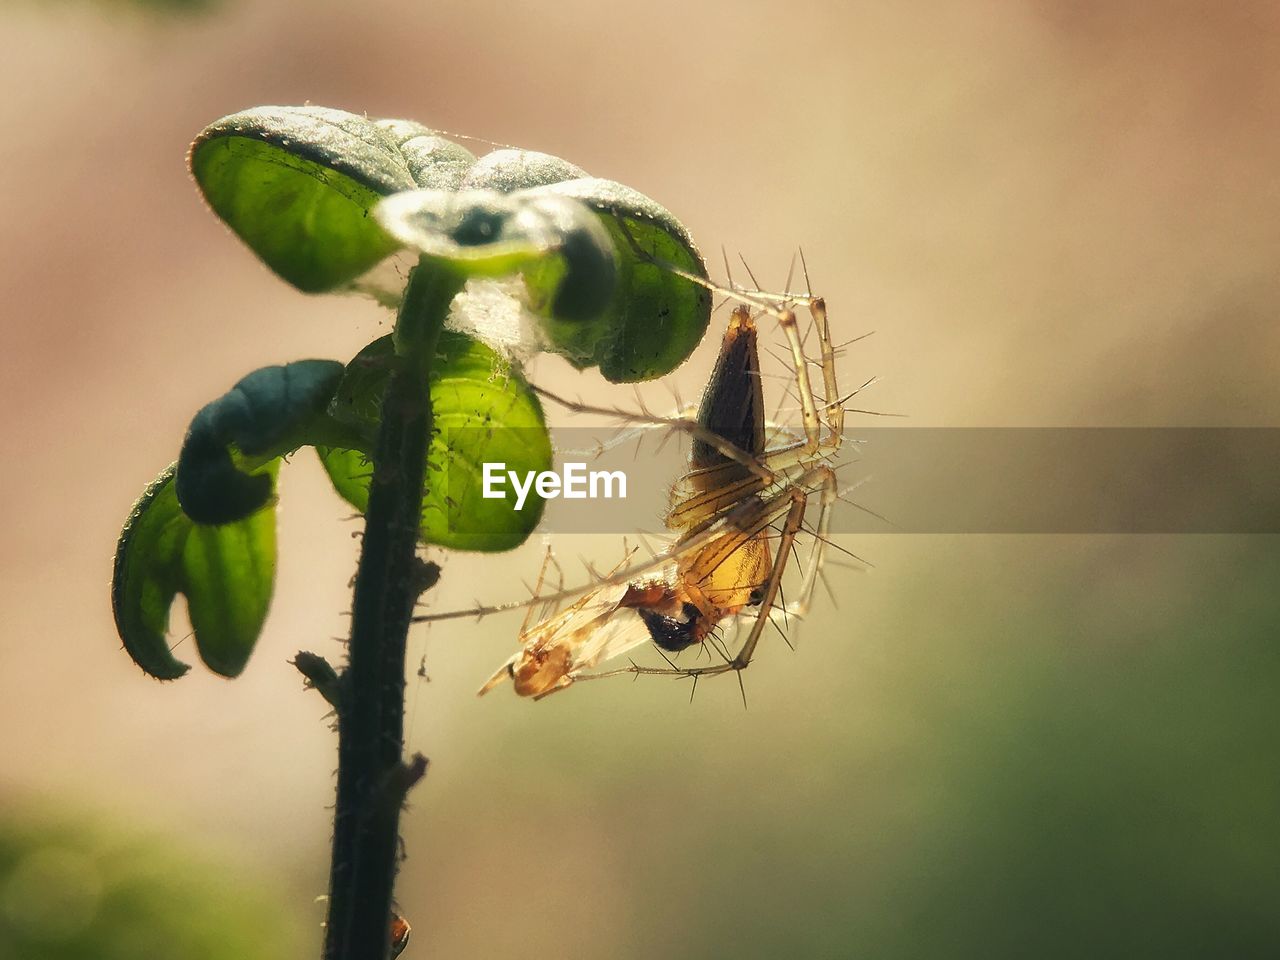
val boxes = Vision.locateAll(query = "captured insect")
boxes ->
[416,257,866,698]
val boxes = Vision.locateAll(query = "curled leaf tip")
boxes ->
[112,466,192,681]
[177,360,343,525]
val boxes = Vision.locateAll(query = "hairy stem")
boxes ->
[324,261,462,960]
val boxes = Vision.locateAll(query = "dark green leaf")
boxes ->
[176,359,344,525]
[318,333,552,551]
[112,463,279,679]
[516,194,618,324]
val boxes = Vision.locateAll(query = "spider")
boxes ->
[416,260,866,698]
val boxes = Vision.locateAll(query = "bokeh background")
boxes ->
[2,1,1278,957]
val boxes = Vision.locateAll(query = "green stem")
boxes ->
[324,260,463,960]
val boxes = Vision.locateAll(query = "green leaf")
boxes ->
[112,463,279,680]
[375,119,477,190]
[182,500,276,678]
[318,332,552,551]
[525,178,712,382]
[516,195,618,324]
[458,148,588,193]
[176,359,344,525]
[190,106,418,292]
[191,105,709,379]
[370,142,707,381]
[428,147,710,378]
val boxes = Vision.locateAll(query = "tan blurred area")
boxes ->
[1,1,1278,957]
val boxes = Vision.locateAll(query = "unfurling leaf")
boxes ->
[175,360,344,525]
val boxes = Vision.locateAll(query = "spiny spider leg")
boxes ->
[612,214,846,453]
[413,482,792,626]
[518,544,562,636]
[766,465,838,624]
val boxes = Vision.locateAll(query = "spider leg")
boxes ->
[810,296,844,440]
[767,464,838,626]
[520,544,559,635]
[533,370,776,485]
[412,491,774,624]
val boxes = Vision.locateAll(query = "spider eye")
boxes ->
[638,603,702,652]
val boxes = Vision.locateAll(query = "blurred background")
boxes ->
[2,0,1278,956]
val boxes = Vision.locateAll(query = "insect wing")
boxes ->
[568,605,656,674]
[483,580,631,697]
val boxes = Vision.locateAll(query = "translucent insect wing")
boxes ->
[485,580,630,697]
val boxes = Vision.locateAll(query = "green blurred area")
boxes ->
[681,539,1280,958]
[0,808,307,959]
[409,537,1280,958]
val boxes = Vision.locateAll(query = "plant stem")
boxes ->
[324,261,463,960]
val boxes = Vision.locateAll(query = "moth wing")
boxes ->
[526,580,632,653]
[480,581,633,696]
